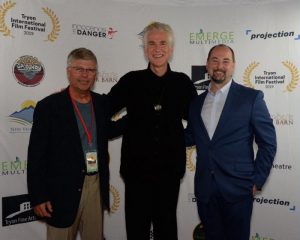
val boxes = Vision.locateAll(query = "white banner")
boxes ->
[1,0,299,239]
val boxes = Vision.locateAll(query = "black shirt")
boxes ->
[108,64,197,181]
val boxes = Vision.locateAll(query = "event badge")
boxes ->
[85,150,98,173]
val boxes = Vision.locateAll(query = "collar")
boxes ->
[147,63,171,78]
[208,79,232,95]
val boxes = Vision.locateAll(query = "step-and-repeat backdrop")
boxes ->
[0,0,299,239]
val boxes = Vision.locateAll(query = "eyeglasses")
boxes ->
[69,66,97,75]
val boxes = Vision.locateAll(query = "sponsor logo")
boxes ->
[2,194,39,226]
[246,29,299,41]
[189,29,234,45]
[188,193,197,203]
[8,100,36,133]
[254,197,295,211]
[13,56,45,87]
[251,233,275,240]
[191,65,210,91]
[243,61,299,92]
[137,25,160,48]
[272,113,294,126]
[72,24,117,39]
[0,1,60,41]
[272,163,292,171]
[109,185,120,213]
[186,146,196,172]
[99,71,119,83]
[137,28,144,47]
[0,157,27,176]
[193,223,206,240]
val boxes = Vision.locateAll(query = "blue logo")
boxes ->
[246,29,299,41]
[8,100,35,133]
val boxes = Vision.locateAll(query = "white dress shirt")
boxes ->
[201,80,232,139]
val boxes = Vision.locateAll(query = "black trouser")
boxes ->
[125,177,180,240]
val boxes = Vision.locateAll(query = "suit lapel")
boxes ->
[211,81,239,142]
[197,91,211,142]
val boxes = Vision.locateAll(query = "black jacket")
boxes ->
[108,65,197,181]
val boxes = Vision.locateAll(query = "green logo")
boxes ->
[0,157,27,175]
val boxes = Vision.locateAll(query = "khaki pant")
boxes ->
[47,174,103,240]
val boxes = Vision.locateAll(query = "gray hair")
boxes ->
[142,22,174,47]
[67,48,98,68]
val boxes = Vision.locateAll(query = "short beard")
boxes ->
[210,70,227,84]
[211,76,226,85]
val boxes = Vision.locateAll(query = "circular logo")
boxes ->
[193,223,206,240]
[13,55,45,87]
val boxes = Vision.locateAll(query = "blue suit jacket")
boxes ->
[186,81,277,203]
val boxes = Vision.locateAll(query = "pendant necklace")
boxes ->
[154,81,167,112]
[154,104,162,111]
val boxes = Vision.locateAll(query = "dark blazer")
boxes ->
[186,81,277,203]
[27,87,115,228]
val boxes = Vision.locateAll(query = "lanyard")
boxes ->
[70,93,95,146]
